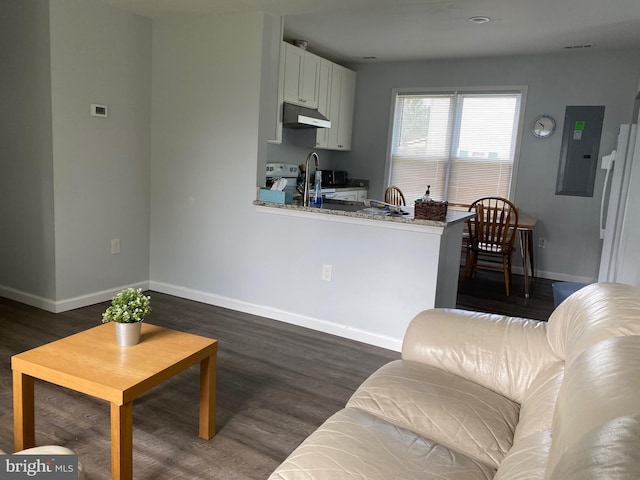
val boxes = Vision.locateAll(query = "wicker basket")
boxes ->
[414,200,448,221]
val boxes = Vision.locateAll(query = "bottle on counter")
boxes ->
[311,170,323,207]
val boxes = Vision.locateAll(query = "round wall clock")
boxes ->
[532,115,556,138]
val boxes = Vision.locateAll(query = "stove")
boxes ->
[266,163,299,195]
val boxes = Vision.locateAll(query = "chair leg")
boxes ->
[503,256,510,296]
[470,251,478,278]
[460,249,474,288]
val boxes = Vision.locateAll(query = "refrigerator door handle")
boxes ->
[599,150,616,239]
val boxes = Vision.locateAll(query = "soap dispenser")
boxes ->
[422,185,432,202]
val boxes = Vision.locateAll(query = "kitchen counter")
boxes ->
[253,199,472,231]
[254,197,471,351]
[332,185,368,191]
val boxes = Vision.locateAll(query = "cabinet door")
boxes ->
[356,190,368,202]
[282,43,321,109]
[335,67,356,150]
[300,51,321,109]
[334,191,358,201]
[283,43,304,106]
[315,59,332,148]
[326,65,343,150]
[327,64,357,151]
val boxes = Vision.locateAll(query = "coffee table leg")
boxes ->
[13,371,35,451]
[199,354,217,439]
[111,402,133,480]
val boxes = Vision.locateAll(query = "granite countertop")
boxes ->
[254,198,472,227]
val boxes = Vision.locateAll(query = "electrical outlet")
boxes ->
[111,238,121,255]
[321,264,333,281]
[538,237,547,249]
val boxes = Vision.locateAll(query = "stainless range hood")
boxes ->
[282,102,331,129]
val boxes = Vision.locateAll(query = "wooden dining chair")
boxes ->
[460,196,519,296]
[384,186,406,206]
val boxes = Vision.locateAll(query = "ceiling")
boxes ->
[100,0,640,64]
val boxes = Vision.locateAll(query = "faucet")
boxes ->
[302,151,320,207]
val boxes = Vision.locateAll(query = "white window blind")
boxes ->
[390,91,521,205]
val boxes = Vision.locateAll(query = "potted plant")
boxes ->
[102,288,151,346]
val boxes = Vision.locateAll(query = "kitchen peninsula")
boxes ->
[254,199,472,351]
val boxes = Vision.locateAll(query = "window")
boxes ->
[388,89,524,205]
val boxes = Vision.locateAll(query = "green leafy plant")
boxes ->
[102,288,151,323]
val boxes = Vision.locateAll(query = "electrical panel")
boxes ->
[556,105,605,197]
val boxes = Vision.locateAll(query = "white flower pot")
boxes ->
[114,322,142,347]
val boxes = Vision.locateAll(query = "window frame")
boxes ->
[384,85,528,204]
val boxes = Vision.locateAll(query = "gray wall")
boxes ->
[3,1,640,340]
[0,0,56,299]
[344,51,640,282]
[149,12,266,296]
[0,0,151,310]
[264,129,351,185]
[49,0,151,302]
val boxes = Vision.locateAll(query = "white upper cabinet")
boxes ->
[281,41,357,151]
[283,42,321,109]
[314,58,333,149]
[330,64,356,151]
[317,63,357,151]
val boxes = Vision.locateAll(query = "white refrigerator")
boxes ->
[598,124,640,287]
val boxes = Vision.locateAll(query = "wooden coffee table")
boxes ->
[12,322,218,480]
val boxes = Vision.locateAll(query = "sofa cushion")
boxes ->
[548,415,640,480]
[547,282,640,368]
[546,335,640,474]
[347,360,519,468]
[268,407,495,480]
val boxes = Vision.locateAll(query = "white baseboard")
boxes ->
[511,266,596,284]
[149,281,403,352]
[459,256,596,284]
[538,271,596,284]
[1,280,401,351]
[0,286,57,312]
[0,282,149,313]
[6,269,596,351]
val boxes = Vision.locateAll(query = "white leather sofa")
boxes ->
[269,282,640,480]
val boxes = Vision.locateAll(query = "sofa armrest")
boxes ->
[13,446,77,455]
[402,308,556,403]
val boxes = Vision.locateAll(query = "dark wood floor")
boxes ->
[457,268,556,321]
[0,294,400,479]
[0,275,554,479]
